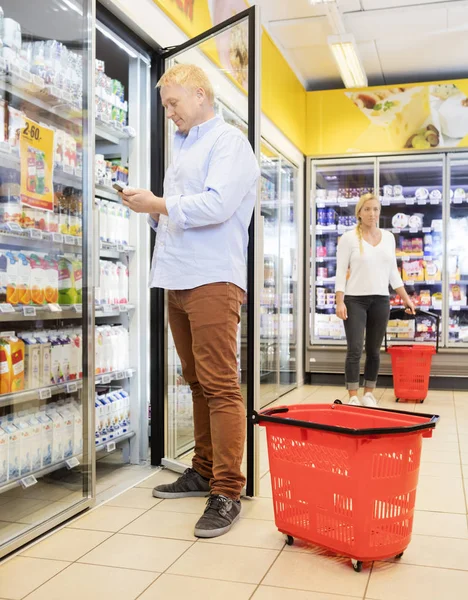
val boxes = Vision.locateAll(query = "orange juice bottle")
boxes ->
[44,256,59,304]
[5,251,19,305]
[15,252,31,305]
[29,253,46,305]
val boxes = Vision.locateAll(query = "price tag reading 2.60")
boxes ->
[23,121,43,142]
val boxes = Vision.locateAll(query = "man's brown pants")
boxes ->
[168,282,246,500]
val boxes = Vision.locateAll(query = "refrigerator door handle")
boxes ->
[258,214,264,291]
[94,202,100,289]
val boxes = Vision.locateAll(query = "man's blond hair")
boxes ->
[157,64,215,104]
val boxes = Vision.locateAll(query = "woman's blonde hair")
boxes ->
[355,192,380,254]
[157,64,215,104]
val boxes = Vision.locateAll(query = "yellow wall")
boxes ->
[261,31,306,154]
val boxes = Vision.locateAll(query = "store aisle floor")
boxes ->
[1,384,467,600]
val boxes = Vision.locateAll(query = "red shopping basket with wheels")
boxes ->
[385,308,440,403]
[253,401,439,572]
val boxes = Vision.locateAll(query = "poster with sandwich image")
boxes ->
[306,80,468,156]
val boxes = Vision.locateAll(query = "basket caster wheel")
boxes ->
[395,398,399,403]
[395,552,404,559]
[352,559,363,572]
[420,400,424,404]
[285,535,294,546]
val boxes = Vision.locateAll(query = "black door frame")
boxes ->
[152,7,259,497]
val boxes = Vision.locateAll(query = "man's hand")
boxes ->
[121,188,167,215]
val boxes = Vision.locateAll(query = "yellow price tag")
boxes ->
[20,117,55,212]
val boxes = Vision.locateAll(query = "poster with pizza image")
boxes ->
[20,117,55,213]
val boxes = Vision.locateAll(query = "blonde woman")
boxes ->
[335,193,415,406]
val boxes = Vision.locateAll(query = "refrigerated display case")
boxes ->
[448,153,468,347]
[0,0,94,558]
[94,18,151,467]
[307,153,468,379]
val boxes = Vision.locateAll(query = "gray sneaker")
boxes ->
[152,468,210,499]
[194,494,241,538]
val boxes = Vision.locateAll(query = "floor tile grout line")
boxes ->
[247,541,285,598]
[362,561,375,600]
[454,399,468,524]
[21,560,75,600]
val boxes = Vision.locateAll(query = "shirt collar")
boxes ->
[175,115,223,141]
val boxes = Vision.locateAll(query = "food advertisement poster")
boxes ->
[154,0,249,91]
[307,81,468,156]
[20,118,55,212]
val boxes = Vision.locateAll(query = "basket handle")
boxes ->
[384,307,440,353]
[252,402,440,436]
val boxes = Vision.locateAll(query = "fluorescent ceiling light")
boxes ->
[328,34,368,89]
[310,0,336,4]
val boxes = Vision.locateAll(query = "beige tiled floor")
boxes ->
[0,385,467,599]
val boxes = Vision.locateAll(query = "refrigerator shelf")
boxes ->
[0,369,136,409]
[95,185,121,202]
[0,150,82,188]
[0,431,136,495]
[95,304,136,317]
[0,228,82,252]
[0,380,83,410]
[96,120,134,144]
[0,72,81,126]
[100,242,135,259]
[0,305,84,322]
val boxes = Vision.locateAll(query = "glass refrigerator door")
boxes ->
[447,154,468,346]
[378,156,444,345]
[0,0,94,558]
[160,9,259,483]
[278,157,298,395]
[310,159,376,345]
[260,144,280,408]
[94,22,151,468]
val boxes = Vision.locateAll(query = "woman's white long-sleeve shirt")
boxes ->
[335,229,404,296]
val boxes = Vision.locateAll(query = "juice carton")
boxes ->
[29,253,46,305]
[46,405,64,463]
[0,338,10,394]
[0,427,8,483]
[43,256,59,304]
[36,407,53,467]
[7,336,25,392]
[28,413,43,471]
[70,400,83,455]
[58,332,71,381]
[17,413,32,476]
[3,420,20,480]
[19,334,41,390]
[117,262,129,304]
[49,335,64,384]
[36,334,52,387]
[72,259,82,304]
[58,257,77,305]
[5,251,19,305]
[0,251,8,304]
[57,402,74,459]
[14,252,31,305]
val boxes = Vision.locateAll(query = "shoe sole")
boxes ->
[152,489,209,499]
[194,513,241,538]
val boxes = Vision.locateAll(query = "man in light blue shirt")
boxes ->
[122,64,259,539]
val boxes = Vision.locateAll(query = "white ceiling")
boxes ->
[250,0,468,90]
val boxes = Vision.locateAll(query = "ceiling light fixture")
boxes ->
[309,0,336,5]
[328,33,368,88]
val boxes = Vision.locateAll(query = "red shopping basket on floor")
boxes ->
[253,401,439,572]
[385,308,440,403]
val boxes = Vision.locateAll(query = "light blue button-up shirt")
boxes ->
[149,116,260,291]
